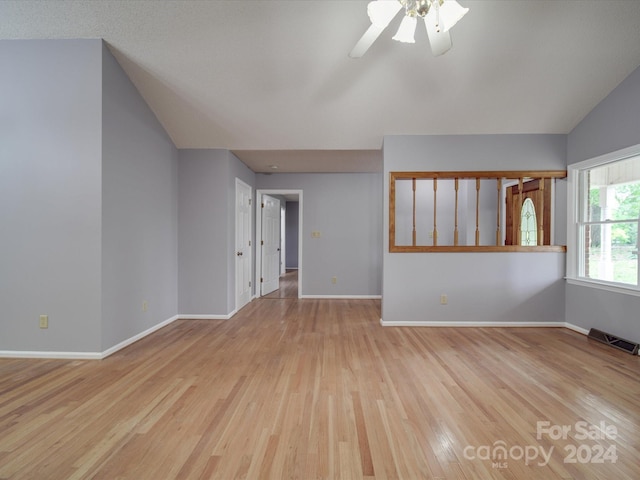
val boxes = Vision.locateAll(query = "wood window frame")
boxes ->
[389,170,567,253]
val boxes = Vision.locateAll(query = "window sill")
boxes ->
[565,277,640,297]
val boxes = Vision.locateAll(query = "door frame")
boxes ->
[255,189,303,298]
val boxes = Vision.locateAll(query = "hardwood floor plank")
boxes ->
[257,434,279,479]
[351,391,375,476]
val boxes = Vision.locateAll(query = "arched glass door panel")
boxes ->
[520,197,537,246]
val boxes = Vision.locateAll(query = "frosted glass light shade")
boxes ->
[439,0,469,32]
[393,15,417,43]
[367,0,402,28]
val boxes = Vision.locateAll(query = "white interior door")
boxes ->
[261,194,281,296]
[235,179,252,310]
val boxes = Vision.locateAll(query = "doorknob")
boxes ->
[236,251,243,256]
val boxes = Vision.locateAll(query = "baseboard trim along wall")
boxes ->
[0,350,104,360]
[100,315,181,358]
[0,316,589,360]
[178,310,237,320]
[379,319,589,334]
[562,323,590,335]
[0,314,182,360]
[301,295,382,300]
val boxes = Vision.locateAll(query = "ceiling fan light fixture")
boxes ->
[350,0,468,57]
[439,0,469,32]
[393,14,417,43]
[367,0,402,28]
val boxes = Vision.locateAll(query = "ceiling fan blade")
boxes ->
[424,17,452,56]
[349,0,402,58]
[368,0,402,27]
[349,23,385,58]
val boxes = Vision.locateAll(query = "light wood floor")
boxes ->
[1,298,639,479]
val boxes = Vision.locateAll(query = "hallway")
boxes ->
[263,269,298,299]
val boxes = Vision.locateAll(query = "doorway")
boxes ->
[263,270,299,299]
[505,178,552,245]
[255,189,303,298]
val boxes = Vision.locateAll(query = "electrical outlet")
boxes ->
[331,276,337,284]
[440,294,448,305]
[39,315,48,329]
[142,301,148,312]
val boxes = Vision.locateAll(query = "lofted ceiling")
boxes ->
[2,0,640,173]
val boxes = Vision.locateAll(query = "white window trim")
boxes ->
[566,277,640,297]
[566,143,640,294]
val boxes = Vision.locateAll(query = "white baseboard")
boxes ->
[100,315,180,358]
[0,314,181,360]
[0,350,103,360]
[563,322,589,335]
[380,319,587,332]
[1,316,589,361]
[178,310,237,320]
[301,295,382,300]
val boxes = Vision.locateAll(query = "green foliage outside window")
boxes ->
[589,182,640,246]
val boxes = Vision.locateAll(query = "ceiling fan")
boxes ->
[349,0,469,58]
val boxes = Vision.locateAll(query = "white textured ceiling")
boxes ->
[2,0,640,172]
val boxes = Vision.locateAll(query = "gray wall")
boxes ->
[0,40,103,352]
[567,66,640,165]
[178,150,255,315]
[382,134,567,324]
[6,39,636,352]
[566,65,640,341]
[256,173,382,296]
[0,40,180,354]
[178,150,229,314]
[101,44,179,350]
[285,201,299,269]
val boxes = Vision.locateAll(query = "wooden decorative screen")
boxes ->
[389,171,567,253]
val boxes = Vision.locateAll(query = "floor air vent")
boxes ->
[588,328,639,355]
